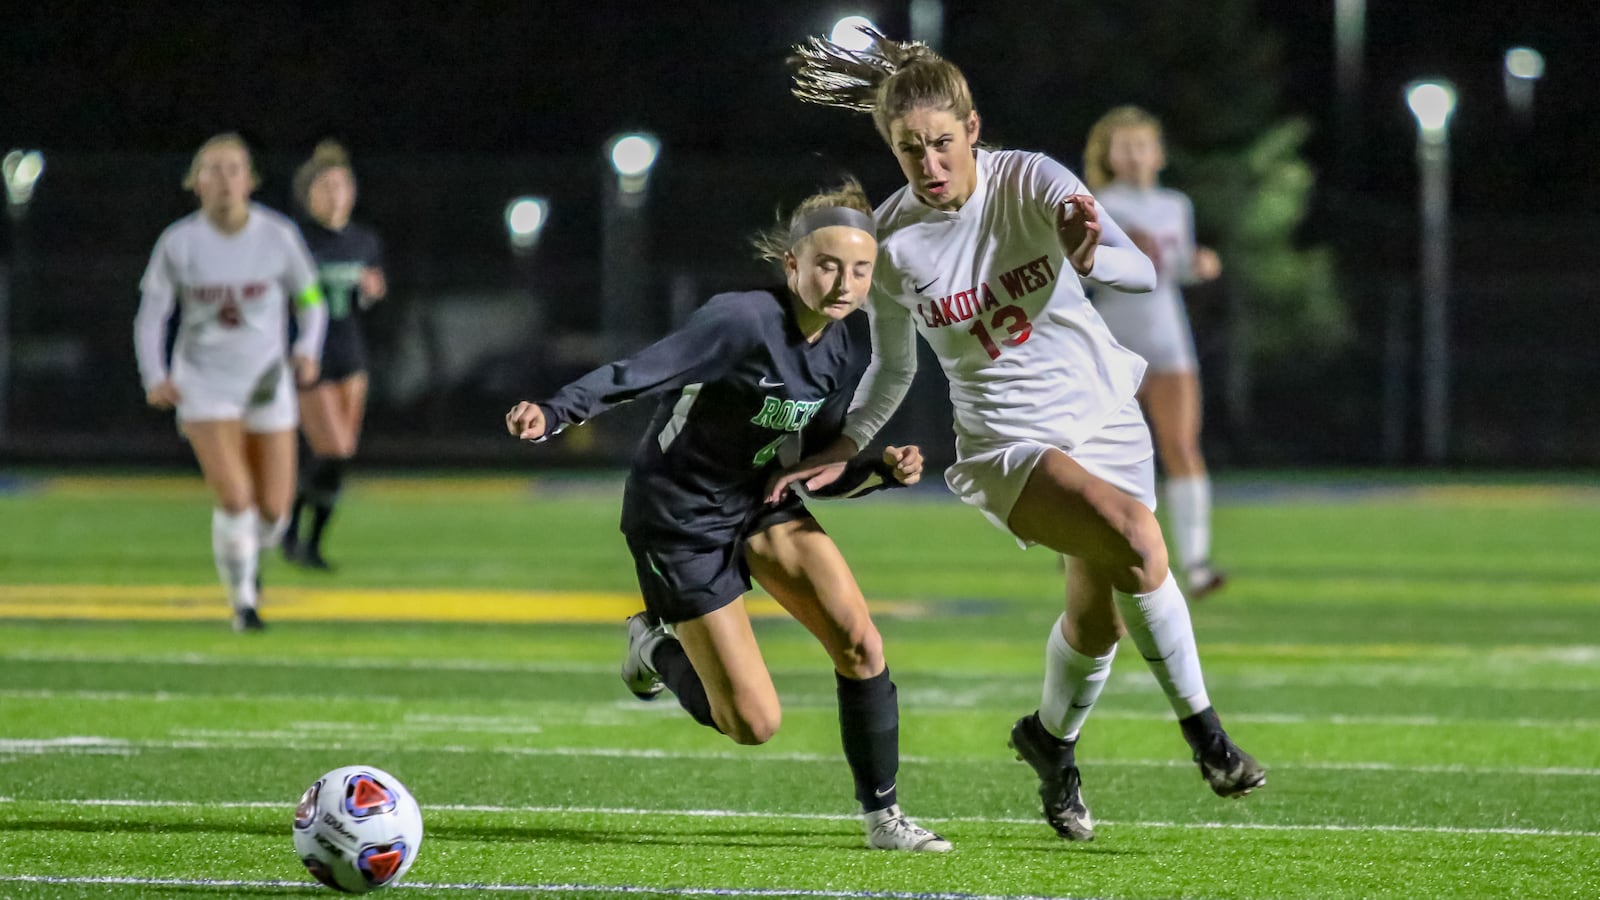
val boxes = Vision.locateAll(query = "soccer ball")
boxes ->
[292,765,424,893]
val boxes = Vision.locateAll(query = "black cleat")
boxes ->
[295,546,335,572]
[1008,712,1095,841]
[1181,708,1266,797]
[232,606,266,633]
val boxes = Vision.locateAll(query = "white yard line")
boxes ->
[0,797,1596,839]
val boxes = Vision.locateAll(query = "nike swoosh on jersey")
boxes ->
[758,377,784,388]
[913,279,938,293]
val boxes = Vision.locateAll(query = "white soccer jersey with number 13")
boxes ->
[845,149,1156,452]
[136,203,320,392]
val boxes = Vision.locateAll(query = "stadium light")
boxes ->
[830,15,879,51]
[504,196,549,251]
[607,132,660,198]
[1405,80,1457,463]
[1503,47,1544,127]
[3,150,45,214]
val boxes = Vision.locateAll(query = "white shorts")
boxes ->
[944,397,1156,548]
[173,359,297,433]
[1095,291,1197,374]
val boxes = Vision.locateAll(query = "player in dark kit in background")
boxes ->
[283,141,387,570]
[505,179,951,852]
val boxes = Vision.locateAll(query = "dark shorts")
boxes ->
[317,324,368,385]
[625,493,817,624]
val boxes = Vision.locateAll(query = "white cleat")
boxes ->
[863,804,952,852]
[620,612,668,700]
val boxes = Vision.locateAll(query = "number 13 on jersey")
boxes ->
[968,304,1033,360]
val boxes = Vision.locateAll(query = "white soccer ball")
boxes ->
[292,765,424,893]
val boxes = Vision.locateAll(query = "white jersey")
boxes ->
[844,149,1156,453]
[134,204,323,392]
[1091,183,1199,372]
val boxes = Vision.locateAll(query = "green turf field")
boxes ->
[1,472,1597,899]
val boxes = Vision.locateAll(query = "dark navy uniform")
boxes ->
[300,220,383,383]
[539,289,899,623]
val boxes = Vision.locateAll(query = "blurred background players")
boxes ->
[283,140,387,571]
[506,179,950,852]
[1085,107,1227,598]
[133,133,327,630]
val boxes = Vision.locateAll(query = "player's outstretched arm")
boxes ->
[805,444,923,500]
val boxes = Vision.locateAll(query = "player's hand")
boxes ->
[293,354,320,388]
[359,267,387,306]
[883,445,923,486]
[506,401,547,441]
[1193,246,1222,282]
[145,380,180,409]
[1056,194,1102,277]
[766,459,848,502]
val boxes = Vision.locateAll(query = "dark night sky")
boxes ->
[5,0,1597,212]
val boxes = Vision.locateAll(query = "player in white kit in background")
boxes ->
[779,29,1265,842]
[134,133,328,632]
[1085,107,1227,599]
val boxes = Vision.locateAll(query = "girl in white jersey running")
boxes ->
[134,133,328,632]
[1085,107,1226,599]
[777,29,1265,841]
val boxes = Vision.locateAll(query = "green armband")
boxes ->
[296,284,325,309]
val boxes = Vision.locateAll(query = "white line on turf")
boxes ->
[2,734,1598,778]
[0,874,1103,900]
[0,798,1596,839]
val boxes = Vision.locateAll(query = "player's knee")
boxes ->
[831,621,884,680]
[1125,511,1169,592]
[720,705,781,746]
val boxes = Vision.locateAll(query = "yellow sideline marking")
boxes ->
[0,584,922,624]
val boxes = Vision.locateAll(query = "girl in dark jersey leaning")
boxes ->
[505,178,949,852]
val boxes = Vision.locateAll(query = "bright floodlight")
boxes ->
[609,134,660,178]
[3,149,45,206]
[830,15,878,51]
[1505,47,1545,81]
[504,196,549,249]
[1406,81,1458,141]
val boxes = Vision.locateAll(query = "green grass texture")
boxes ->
[1,471,1597,899]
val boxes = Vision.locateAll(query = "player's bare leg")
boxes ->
[747,520,951,852]
[184,419,262,630]
[1142,372,1224,598]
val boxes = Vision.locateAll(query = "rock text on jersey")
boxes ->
[914,255,1056,329]
[750,396,823,432]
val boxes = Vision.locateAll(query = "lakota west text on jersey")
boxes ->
[914,255,1057,329]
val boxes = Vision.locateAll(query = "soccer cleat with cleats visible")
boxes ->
[1008,712,1095,841]
[620,612,668,701]
[232,606,265,633]
[1185,562,1228,601]
[863,804,952,852]
[1181,707,1266,797]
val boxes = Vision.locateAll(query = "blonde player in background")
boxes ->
[134,133,327,632]
[1085,107,1226,599]
[775,29,1265,842]
[282,140,387,571]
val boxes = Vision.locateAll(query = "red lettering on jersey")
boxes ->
[998,269,1027,300]
[980,284,1000,312]
[241,282,268,300]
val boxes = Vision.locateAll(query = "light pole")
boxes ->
[601,132,660,352]
[829,15,879,51]
[1503,47,1544,129]
[1406,80,1457,463]
[504,196,549,254]
[2,150,45,443]
[1333,0,1366,188]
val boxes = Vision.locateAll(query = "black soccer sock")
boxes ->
[837,667,900,812]
[653,638,720,732]
[306,457,345,553]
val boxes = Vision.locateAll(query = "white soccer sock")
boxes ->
[1113,573,1210,718]
[1038,614,1117,742]
[256,513,289,550]
[1164,475,1212,571]
[212,508,259,610]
